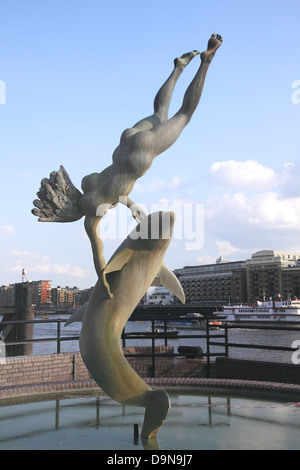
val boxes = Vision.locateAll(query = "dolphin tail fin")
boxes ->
[65,301,89,326]
[141,389,171,439]
[158,263,185,304]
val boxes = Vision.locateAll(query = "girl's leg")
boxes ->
[131,50,200,132]
[143,34,223,156]
[153,50,200,121]
[84,215,115,297]
[84,216,106,277]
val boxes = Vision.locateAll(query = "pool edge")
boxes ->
[1,377,300,403]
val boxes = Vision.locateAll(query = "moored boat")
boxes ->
[156,313,221,330]
[214,299,300,323]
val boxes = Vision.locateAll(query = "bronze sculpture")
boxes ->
[32,34,222,440]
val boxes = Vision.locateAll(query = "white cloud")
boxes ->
[215,240,251,260]
[207,191,300,230]
[10,262,90,279]
[31,263,89,278]
[203,187,300,261]
[215,240,240,257]
[211,160,276,190]
[279,161,300,198]
[205,160,300,256]
[0,225,14,235]
[248,193,300,227]
[11,250,49,261]
[9,250,90,279]
[206,192,251,224]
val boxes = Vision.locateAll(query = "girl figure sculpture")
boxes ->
[32,34,222,285]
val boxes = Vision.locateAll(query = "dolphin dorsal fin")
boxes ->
[158,263,185,304]
[104,248,134,275]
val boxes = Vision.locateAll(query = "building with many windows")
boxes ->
[173,250,300,305]
[282,267,300,299]
[51,286,80,307]
[32,280,52,306]
[174,258,247,304]
[1,281,52,307]
[246,250,300,300]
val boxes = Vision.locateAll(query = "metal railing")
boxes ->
[1,316,300,378]
[0,318,79,354]
[121,317,224,378]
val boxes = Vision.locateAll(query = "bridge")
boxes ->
[0,305,34,356]
[0,307,18,316]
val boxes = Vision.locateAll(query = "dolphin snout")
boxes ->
[128,211,176,246]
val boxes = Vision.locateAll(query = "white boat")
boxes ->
[215,299,300,323]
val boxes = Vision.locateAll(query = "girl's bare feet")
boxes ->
[174,50,200,71]
[201,33,223,62]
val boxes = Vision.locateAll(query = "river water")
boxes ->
[26,315,300,365]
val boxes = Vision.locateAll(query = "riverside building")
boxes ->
[1,281,52,308]
[174,250,300,304]
[246,250,300,300]
[174,257,247,305]
[32,280,52,306]
[51,286,80,307]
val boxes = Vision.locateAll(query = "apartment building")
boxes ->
[32,280,52,306]
[282,267,300,299]
[174,258,247,304]
[51,286,80,307]
[246,250,300,300]
[1,281,52,307]
[173,250,300,304]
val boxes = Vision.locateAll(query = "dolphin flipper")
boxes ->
[102,248,134,298]
[158,263,185,304]
[103,248,134,275]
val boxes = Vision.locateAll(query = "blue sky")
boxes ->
[1,0,300,288]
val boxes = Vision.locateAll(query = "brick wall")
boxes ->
[0,352,90,388]
[0,347,205,390]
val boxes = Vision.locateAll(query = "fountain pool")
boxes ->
[1,388,300,450]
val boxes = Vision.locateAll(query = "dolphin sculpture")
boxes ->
[66,211,185,439]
